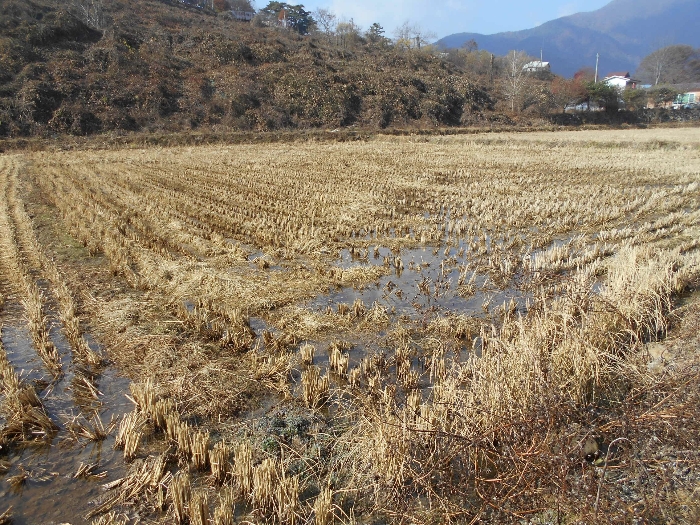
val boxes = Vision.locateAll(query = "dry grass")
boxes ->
[2,128,700,523]
[74,462,108,479]
[114,410,147,461]
[313,487,334,525]
[213,488,236,525]
[86,454,169,520]
[301,365,329,408]
[251,457,300,524]
[90,512,128,525]
[189,489,209,525]
[170,470,191,525]
[0,155,103,383]
[210,441,231,485]
[0,507,12,525]
[66,413,116,443]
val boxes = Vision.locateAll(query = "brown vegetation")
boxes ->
[0,128,699,523]
[0,0,495,139]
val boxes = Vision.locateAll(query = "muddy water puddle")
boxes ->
[1,323,132,525]
[256,245,532,390]
[310,245,527,320]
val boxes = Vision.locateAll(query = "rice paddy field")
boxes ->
[1,127,700,524]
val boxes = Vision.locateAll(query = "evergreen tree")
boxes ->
[261,2,316,35]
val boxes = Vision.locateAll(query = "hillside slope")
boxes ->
[0,0,493,138]
[437,0,700,77]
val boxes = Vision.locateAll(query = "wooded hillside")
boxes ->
[0,0,495,137]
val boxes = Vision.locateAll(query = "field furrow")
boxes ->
[0,156,62,377]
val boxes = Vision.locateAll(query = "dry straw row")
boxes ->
[107,377,341,524]
[0,157,61,376]
[30,139,700,271]
[34,163,257,351]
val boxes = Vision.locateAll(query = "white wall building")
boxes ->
[523,61,551,73]
[603,72,640,90]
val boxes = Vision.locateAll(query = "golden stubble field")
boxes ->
[1,127,700,524]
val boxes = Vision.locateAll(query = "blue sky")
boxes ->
[261,0,612,39]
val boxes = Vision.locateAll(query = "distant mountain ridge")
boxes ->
[437,0,700,77]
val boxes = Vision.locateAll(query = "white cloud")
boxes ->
[312,0,477,38]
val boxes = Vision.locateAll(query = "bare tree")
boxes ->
[392,21,413,50]
[501,50,530,112]
[392,21,435,51]
[462,39,478,53]
[637,44,699,85]
[71,0,105,29]
[314,8,336,40]
[412,25,436,50]
[335,19,361,50]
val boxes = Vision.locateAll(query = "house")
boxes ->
[603,72,640,90]
[523,61,551,73]
[673,84,700,107]
[645,84,700,109]
[278,8,288,28]
[231,10,254,21]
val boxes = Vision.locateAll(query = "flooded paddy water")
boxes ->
[0,314,132,525]
[292,243,529,370]
[314,244,528,315]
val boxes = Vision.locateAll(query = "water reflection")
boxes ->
[1,324,132,525]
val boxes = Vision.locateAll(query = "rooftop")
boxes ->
[603,72,631,79]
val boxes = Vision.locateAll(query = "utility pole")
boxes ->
[595,53,599,83]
